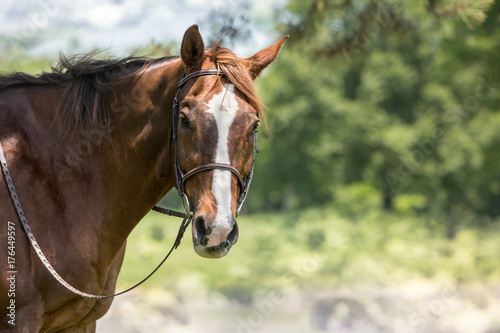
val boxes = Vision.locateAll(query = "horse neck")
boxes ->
[93,58,185,239]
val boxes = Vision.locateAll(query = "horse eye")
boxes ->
[252,121,260,132]
[179,111,190,129]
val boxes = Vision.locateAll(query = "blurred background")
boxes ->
[2,0,500,332]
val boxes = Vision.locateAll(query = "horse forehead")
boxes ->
[204,84,240,121]
[199,83,256,134]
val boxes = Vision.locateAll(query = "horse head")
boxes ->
[173,26,287,258]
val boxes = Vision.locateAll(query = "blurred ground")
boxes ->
[94,209,500,332]
[97,281,500,333]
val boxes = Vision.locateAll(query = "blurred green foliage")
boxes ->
[0,1,499,304]
[247,0,500,238]
[118,210,500,300]
[1,0,499,240]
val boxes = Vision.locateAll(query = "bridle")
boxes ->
[0,69,258,300]
[171,68,258,219]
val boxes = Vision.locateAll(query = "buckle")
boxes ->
[180,193,193,219]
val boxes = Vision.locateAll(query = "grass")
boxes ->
[116,207,500,302]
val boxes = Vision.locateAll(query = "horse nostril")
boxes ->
[206,224,214,237]
[201,235,209,246]
[194,216,207,243]
[223,240,231,249]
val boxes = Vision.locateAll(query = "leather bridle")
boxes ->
[171,68,258,219]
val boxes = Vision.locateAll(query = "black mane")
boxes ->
[0,54,176,90]
[0,53,178,140]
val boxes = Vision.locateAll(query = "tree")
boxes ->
[248,0,500,236]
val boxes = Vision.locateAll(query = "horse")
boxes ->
[0,25,288,332]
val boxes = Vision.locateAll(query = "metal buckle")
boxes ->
[180,193,193,219]
[236,201,243,217]
[236,176,250,217]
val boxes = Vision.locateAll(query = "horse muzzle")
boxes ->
[192,214,239,258]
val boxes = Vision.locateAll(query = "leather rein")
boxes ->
[0,69,257,300]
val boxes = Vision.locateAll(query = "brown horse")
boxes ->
[0,25,287,332]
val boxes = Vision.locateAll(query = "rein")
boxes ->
[0,69,257,300]
[0,140,189,300]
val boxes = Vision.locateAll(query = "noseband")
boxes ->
[172,69,257,219]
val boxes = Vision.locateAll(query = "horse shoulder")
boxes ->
[0,86,120,330]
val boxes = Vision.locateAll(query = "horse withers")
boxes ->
[0,25,287,332]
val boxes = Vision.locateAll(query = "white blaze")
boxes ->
[205,84,239,232]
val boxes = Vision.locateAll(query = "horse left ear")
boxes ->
[181,25,205,67]
[246,35,289,79]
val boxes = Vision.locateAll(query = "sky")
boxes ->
[0,0,285,59]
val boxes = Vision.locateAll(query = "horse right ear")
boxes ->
[245,35,289,79]
[181,25,205,67]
